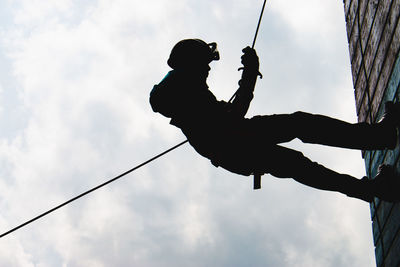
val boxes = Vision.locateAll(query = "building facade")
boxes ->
[343,0,400,266]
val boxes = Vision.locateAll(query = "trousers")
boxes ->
[213,111,395,196]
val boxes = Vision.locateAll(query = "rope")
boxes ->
[228,0,267,103]
[0,140,188,238]
[252,0,267,49]
[1,0,269,239]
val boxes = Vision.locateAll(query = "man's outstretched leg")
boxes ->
[259,145,400,203]
[248,101,400,150]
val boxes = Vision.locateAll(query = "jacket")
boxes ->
[150,69,257,162]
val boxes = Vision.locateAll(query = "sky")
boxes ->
[0,0,377,266]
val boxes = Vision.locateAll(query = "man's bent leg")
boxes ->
[260,145,373,202]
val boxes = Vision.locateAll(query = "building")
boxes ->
[343,0,400,266]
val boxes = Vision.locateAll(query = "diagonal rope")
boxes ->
[1,0,269,239]
[0,140,188,239]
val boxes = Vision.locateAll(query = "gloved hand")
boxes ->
[241,46,259,70]
[231,47,260,116]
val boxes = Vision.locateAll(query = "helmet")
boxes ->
[167,39,220,69]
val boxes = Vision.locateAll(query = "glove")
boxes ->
[241,46,259,70]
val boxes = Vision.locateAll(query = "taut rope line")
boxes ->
[0,140,188,238]
[0,0,268,239]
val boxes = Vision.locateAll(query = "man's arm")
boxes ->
[229,47,260,117]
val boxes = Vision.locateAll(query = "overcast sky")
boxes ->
[0,0,377,266]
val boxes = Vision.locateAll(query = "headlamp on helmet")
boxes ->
[167,39,220,69]
[207,42,220,61]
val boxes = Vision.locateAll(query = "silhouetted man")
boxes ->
[150,38,400,203]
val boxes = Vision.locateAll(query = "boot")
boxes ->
[375,101,400,149]
[379,101,400,126]
[292,102,399,150]
[371,164,400,203]
[346,176,374,203]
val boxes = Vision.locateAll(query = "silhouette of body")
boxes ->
[150,39,400,203]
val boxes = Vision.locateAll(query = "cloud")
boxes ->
[0,83,3,116]
[0,218,34,267]
[0,0,375,266]
[269,0,346,43]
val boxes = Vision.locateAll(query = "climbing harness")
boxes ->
[0,0,268,238]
